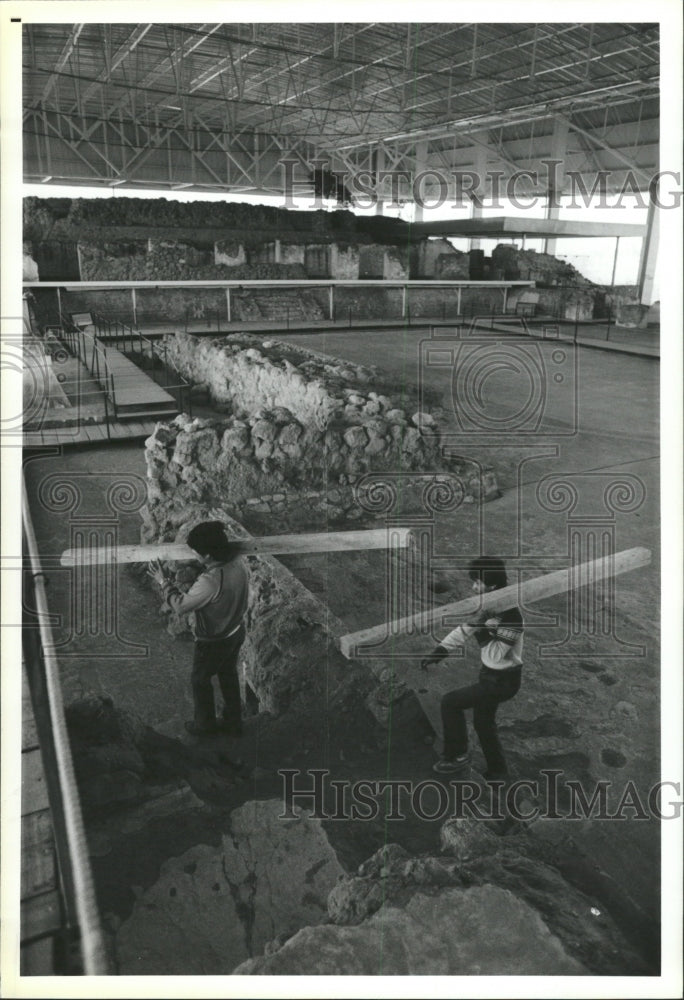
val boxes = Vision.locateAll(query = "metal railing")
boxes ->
[21,482,109,974]
[115,327,194,417]
[183,307,222,333]
[48,316,193,422]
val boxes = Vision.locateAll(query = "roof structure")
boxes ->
[411,217,646,239]
[22,21,659,203]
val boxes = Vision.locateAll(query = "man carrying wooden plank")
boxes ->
[148,522,249,738]
[421,556,523,781]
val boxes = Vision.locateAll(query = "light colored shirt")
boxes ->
[163,558,248,640]
[441,607,523,670]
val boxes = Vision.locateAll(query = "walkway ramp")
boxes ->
[102,343,178,418]
[81,329,178,420]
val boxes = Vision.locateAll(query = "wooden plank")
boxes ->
[126,421,156,438]
[21,810,56,897]
[22,680,39,752]
[338,546,652,658]
[61,527,415,567]
[21,935,56,975]
[75,423,101,442]
[22,749,49,814]
[21,889,62,942]
[81,425,101,443]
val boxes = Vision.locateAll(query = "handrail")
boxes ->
[22,482,109,974]
[46,319,118,421]
[49,316,193,420]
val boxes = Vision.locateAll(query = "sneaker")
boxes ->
[185,720,219,737]
[433,754,471,775]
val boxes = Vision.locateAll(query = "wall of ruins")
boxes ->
[141,333,498,719]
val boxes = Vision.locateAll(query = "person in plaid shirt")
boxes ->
[421,556,522,780]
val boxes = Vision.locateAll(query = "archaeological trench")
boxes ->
[24,198,660,976]
[39,332,655,978]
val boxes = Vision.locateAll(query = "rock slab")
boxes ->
[234,884,587,975]
[114,799,345,974]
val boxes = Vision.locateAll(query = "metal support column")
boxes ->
[329,285,334,320]
[374,145,385,216]
[637,191,660,305]
[468,132,488,251]
[544,118,570,256]
[225,287,231,324]
[610,238,620,287]
[413,141,428,223]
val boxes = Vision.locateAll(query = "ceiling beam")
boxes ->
[560,114,652,184]
[38,24,84,103]
[331,77,658,152]
[74,24,154,109]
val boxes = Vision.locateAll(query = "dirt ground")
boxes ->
[23,326,662,972]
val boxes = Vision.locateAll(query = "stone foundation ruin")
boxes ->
[140,334,498,722]
[144,332,498,531]
[27,195,656,977]
[24,195,649,326]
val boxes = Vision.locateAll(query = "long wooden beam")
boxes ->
[60,527,414,567]
[338,547,651,658]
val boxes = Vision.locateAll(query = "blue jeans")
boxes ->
[441,665,521,773]
[191,624,245,732]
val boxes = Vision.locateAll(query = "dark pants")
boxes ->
[191,624,245,733]
[441,666,521,774]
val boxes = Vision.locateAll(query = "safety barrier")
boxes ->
[22,482,109,974]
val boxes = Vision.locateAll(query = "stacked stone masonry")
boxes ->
[145,333,498,525]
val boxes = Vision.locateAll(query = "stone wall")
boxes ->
[280,242,305,266]
[23,245,40,281]
[158,332,443,429]
[492,244,593,285]
[383,246,410,280]
[412,238,468,279]
[436,253,470,279]
[144,422,495,535]
[330,244,360,279]
[140,333,498,718]
[356,244,408,280]
[78,238,308,283]
[215,239,247,266]
[143,401,482,514]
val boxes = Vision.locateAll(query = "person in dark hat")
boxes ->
[148,522,249,737]
[421,556,523,779]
